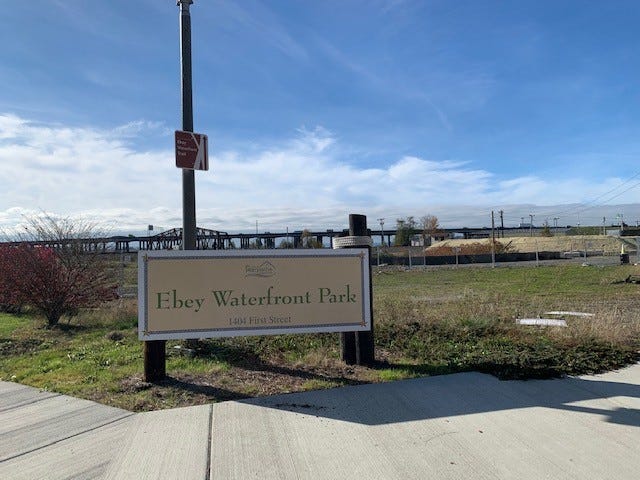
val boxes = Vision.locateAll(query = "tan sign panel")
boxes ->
[138,249,371,340]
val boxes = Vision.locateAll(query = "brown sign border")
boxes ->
[138,249,371,340]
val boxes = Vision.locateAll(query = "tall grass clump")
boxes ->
[373,266,640,379]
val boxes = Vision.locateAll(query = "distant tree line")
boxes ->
[393,215,441,246]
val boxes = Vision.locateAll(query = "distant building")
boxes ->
[410,235,426,247]
[410,233,447,246]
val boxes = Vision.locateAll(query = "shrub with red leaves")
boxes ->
[0,243,116,326]
[0,245,28,313]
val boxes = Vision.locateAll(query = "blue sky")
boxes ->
[1,0,640,233]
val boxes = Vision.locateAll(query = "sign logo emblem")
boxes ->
[245,261,276,278]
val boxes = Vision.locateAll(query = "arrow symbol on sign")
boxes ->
[191,132,206,170]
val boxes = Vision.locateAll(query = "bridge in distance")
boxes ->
[2,225,583,253]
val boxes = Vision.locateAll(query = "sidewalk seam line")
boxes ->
[0,393,62,413]
[205,404,213,480]
[0,412,135,464]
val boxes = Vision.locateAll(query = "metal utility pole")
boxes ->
[529,214,534,237]
[491,211,496,267]
[180,0,196,250]
[377,218,385,246]
[144,0,197,383]
[499,210,504,238]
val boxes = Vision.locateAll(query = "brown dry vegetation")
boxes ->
[425,240,515,256]
[427,235,628,255]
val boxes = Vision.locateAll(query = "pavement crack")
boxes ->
[273,402,328,411]
[424,431,458,444]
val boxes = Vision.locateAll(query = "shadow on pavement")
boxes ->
[236,367,640,428]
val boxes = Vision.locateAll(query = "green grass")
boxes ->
[373,264,640,378]
[0,313,27,336]
[0,263,638,411]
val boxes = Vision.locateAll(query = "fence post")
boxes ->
[336,214,375,366]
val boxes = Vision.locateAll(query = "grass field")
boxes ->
[0,263,638,411]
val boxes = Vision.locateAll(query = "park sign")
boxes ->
[175,130,208,170]
[138,249,371,341]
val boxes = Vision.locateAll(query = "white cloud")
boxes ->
[1,113,639,234]
[0,114,28,139]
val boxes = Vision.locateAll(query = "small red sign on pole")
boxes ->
[175,130,209,170]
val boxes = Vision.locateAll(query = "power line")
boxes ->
[545,171,640,219]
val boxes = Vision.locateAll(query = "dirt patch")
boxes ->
[0,338,44,356]
[116,356,378,411]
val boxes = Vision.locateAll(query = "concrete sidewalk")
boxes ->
[1,364,638,479]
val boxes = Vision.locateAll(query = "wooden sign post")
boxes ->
[334,214,375,366]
